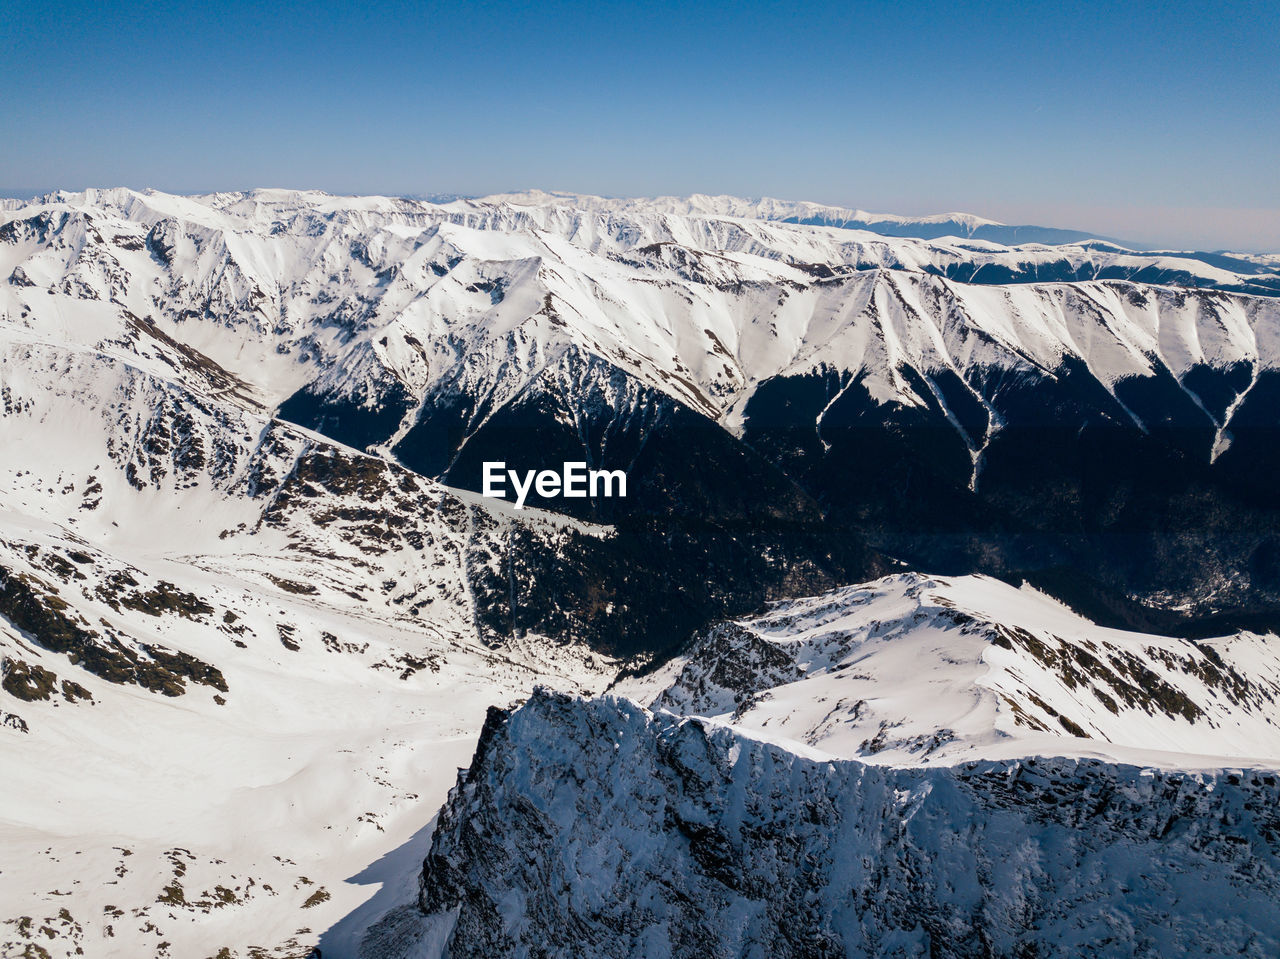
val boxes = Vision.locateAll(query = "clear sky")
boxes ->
[3,0,1277,250]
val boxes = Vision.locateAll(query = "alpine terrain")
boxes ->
[2,188,1280,958]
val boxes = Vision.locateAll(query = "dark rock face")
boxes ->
[282,348,885,659]
[0,566,225,697]
[740,358,1280,637]
[474,512,869,660]
[277,377,414,456]
[408,691,1280,959]
[280,319,1280,641]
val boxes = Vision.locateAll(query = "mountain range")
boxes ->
[2,188,1280,958]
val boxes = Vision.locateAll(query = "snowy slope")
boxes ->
[4,188,1279,430]
[378,574,1280,958]
[479,189,1122,246]
[7,185,1279,537]
[618,573,1280,768]
[0,327,624,957]
[3,187,1278,529]
[373,689,1280,959]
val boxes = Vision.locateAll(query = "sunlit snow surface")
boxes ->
[2,188,1280,957]
[620,573,1280,768]
[0,342,616,956]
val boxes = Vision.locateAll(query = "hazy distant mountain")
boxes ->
[485,188,1148,248]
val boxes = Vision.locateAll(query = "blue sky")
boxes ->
[2,0,1277,249]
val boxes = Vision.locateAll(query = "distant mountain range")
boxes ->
[480,189,1148,248]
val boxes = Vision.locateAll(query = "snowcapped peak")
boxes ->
[473,189,1005,233]
[619,573,1280,769]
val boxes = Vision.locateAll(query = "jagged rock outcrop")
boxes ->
[387,689,1280,959]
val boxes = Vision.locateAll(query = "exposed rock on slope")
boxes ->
[7,188,1280,631]
[627,573,1280,766]
[371,574,1280,958]
[380,689,1280,959]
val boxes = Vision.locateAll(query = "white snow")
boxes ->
[2,188,1279,957]
[620,573,1280,770]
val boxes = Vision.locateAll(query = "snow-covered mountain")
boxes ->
[616,573,1280,767]
[389,692,1280,959]
[481,188,1139,247]
[373,575,1280,958]
[7,186,1280,632]
[0,331,630,957]
[4,188,1280,957]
